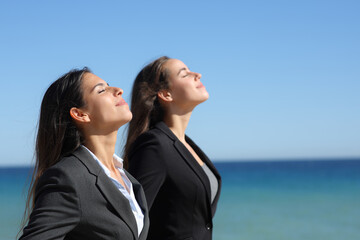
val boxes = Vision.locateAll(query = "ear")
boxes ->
[70,107,90,123]
[157,90,173,102]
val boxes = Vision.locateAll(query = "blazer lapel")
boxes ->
[155,122,212,207]
[96,173,139,237]
[125,170,150,240]
[72,147,139,239]
[186,136,222,215]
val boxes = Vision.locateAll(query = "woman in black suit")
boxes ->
[19,68,149,239]
[124,56,221,240]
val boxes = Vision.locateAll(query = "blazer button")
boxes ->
[206,223,212,230]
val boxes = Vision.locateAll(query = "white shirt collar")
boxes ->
[81,145,124,171]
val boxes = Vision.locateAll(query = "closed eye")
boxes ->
[92,82,110,94]
[98,88,106,94]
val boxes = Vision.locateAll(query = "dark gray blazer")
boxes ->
[20,147,149,240]
[128,122,221,240]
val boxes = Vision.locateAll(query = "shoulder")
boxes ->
[36,154,91,192]
[138,127,169,142]
[132,121,176,146]
[129,128,171,155]
[53,154,88,176]
[127,128,173,174]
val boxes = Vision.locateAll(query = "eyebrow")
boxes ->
[91,82,109,92]
[177,67,187,76]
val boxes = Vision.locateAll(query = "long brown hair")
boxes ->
[19,68,90,234]
[123,56,170,168]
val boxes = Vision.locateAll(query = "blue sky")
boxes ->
[0,0,359,166]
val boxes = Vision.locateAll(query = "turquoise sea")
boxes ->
[1,159,360,240]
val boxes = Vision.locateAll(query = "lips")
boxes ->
[196,82,205,88]
[116,99,127,106]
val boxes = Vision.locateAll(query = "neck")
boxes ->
[83,130,118,171]
[163,111,192,143]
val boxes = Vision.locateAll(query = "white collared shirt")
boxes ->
[81,146,144,236]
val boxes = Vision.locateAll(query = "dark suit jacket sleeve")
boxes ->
[20,167,81,240]
[128,132,166,209]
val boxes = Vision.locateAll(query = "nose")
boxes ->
[194,72,202,80]
[114,87,123,96]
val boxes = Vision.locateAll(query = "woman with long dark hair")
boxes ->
[124,56,221,240]
[19,68,149,240]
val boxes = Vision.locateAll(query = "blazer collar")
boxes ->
[185,136,222,215]
[154,121,178,141]
[72,147,141,239]
[125,170,150,240]
[154,122,216,208]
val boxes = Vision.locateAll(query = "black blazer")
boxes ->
[128,122,221,240]
[20,147,149,240]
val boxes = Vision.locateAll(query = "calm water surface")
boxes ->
[1,160,359,240]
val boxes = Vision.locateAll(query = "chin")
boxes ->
[115,112,132,128]
[125,116,133,124]
[123,109,133,120]
[123,113,133,125]
[193,96,209,107]
[201,92,209,102]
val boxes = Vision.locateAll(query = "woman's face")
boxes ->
[80,73,132,130]
[163,59,209,109]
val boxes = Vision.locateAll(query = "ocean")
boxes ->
[1,159,359,240]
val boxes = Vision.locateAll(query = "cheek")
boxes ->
[171,82,193,98]
[86,100,109,120]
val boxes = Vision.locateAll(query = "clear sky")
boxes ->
[0,0,359,166]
